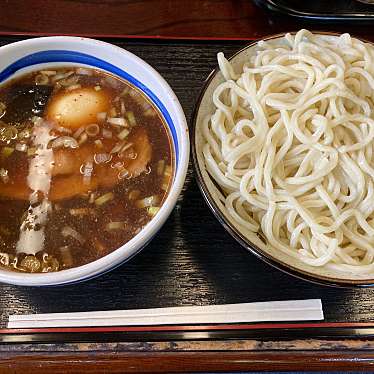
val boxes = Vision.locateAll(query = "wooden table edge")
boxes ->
[1,348,374,372]
[0,30,258,41]
[1,338,374,372]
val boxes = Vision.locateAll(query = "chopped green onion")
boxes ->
[89,193,96,204]
[161,181,169,191]
[144,108,156,117]
[76,68,92,76]
[27,147,36,156]
[95,192,114,206]
[108,117,127,127]
[41,70,57,76]
[142,102,151,111]
[69,208,93,216]
[94,153,112,164]
[66,84,82,91]
[135,195,160,209]
[62,226,85,244]
[15,143,28,152]
[1,147,14,158]
[109,107,117,117]
[129,90,139,98]
[120,100,126,115]
[119,142,133,155]
[121,86,130,96]
[94,140,103,149]
[59,75,79,88]
[81,161,93,186]
[130,152,138,160]
[106,221,125,230]
[35,74,49,85]
[161,165,172,191]
[0,168,9,184]
[0,126,18,142]
[86,123,100,137]
[73,126,85,139]
[164,165,172,176]
[0,102,5,118]
[56,126,72,134]
[51,136,79,149]
[110,141,125,154]
[102,128,112,139]
[157,160,165,176]
[78,132,88,145]
[111,161,124,171]
[117,128,130,140]
[104,76,120,89]
[117,168,129,180]
[19,128,32,139]
[31,116,42,125]
[147,207,160,217]
[126,111,136,126]
[52,71,74,82]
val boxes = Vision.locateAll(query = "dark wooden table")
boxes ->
[0,1,374,372]
[0,0,372,41]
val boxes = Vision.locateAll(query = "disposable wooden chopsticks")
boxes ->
[7,299,323,328]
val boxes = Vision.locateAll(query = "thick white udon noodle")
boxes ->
[202,29,374,275]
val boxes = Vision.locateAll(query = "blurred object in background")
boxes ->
[254,0,374,22]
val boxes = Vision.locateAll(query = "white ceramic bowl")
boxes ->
[0,37,189,286]
[193,32,374,287]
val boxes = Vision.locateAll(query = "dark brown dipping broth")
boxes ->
[0,67,173,273]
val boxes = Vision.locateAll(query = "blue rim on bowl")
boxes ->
[0,50,180,165]
[0,37,190,286]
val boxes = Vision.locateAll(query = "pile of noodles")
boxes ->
[202,29,374,275]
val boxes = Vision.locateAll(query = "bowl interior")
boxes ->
[0,37,189,286]
[194,34,374,285]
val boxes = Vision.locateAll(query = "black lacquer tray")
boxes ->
[255,0,374,22]
[0,37,373,344]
